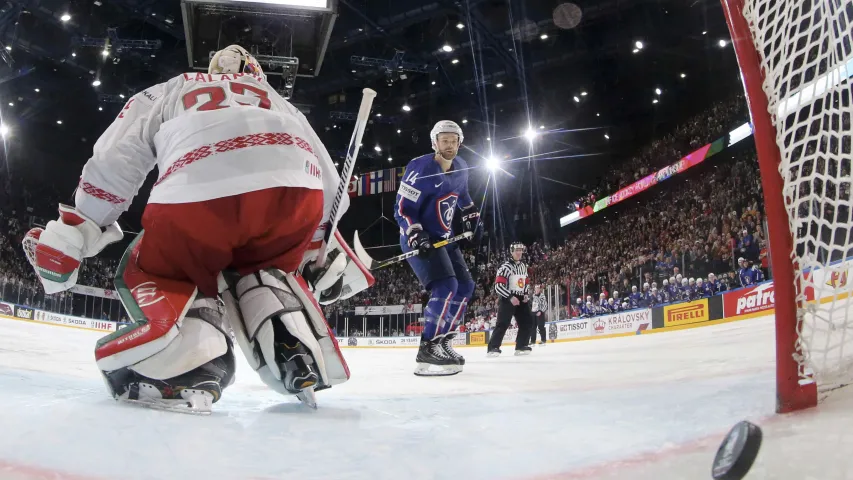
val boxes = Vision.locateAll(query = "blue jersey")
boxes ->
[394,154,474,239]
[739,266,764,287]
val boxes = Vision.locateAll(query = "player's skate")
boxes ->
[414,334,461,376]
[514,345,533,356]
[487,347,502,358]
[437,332,465,370]
[106,357,230,415]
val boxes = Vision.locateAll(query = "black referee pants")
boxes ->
[530,311,546,344]
[487,297,533,351]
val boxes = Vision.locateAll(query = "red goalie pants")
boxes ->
[137,187,324,297]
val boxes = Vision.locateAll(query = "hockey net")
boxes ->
[722,0,853,411]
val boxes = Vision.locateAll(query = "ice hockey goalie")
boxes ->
[21,45,374,414]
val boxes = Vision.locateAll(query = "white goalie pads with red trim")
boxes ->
[219,269,349,396]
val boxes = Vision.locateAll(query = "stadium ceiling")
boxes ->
[0,0,743,194]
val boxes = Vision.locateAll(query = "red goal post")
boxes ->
[719,0,821,413]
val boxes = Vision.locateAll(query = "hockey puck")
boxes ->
[711,421,762,480]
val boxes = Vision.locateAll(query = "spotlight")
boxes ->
[524,127,537,142]
[374,145,382,152]
[635,40,644,49]
[0,125,9,137]
[456,23,464,30]
[496,83,503,88]
[718,39,728,47]
[60,13,71,22]
[442,44,453,53]
[486,156,499,171]
[92,80,101,87]
[402,104,411,112]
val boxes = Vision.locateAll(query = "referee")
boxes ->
[529,284,548,345]
[487,242,533,356]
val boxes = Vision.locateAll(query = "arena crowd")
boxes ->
[0,92,770,334]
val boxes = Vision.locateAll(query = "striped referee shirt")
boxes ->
[495,260,529,299]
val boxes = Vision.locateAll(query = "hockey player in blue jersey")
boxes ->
[629,286,642,308]
[738,257,765,287]
[394,120,479,376]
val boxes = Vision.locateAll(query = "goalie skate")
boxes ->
[117,385,215,416]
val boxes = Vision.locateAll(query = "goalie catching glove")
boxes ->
[22,204,124,294]
[301,230,375,305]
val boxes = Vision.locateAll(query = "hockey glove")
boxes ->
[460,204,480,237]
[406,225,433,256]
[301,230,375,305]
[22,204,123,294]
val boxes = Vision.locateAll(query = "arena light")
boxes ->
[652,99,659,104]
[486,156,500,171]
[540,33,548,40]
[56,120,62,124]
[451,58,459,64]
[573,96,580,102]
[388,156,393,162]
[496,82,503,88]
[6,102,11,106]
[580,91,587,96]
[635,40,644,50]
[401,104,411,112]
[431,81,436,85]
[456,23,464,29]
[229,0,330,7]
[4,46,9,51]
[396,129,401,133]
[718,39,728,47]
[34,88,40,92]
[462,119,468,124]
[604,134,610,139]
[374,145,381,152]
[655,87,662,95]
[524,127,538,142]
[98,106,103,111]
[680,73,686,78]
[632,48,639,54]
[0,125,10,137]
[92,80,101,87]
[60,13,71,22]
[101,49,109,57]
[441,44,453,53]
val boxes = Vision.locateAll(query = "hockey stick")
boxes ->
[314,88,377,267]
[352,231,473,270]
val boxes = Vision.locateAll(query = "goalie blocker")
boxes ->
[94,230,373,413]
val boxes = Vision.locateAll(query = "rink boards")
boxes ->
[0,281,784,347]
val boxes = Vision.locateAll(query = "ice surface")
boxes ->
[0,315,850,480]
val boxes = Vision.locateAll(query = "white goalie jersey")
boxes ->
[75,72,347,241]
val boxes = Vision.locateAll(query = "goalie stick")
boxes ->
[314,88,378,267]
[352,231,473,270]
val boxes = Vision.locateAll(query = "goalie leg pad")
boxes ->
[219,269,349,397]
[95,235,235,400]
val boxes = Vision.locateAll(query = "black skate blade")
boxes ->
[296,387,318,409]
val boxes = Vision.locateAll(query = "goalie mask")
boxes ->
[209,45,265,79]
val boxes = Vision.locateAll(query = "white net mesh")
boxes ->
[744,0,853,392]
